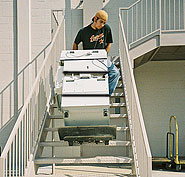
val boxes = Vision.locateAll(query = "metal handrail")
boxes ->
[0,15,65,177]
[120,0,185,47]
[119,0,141,10]
[0,42,51,129]
[119,13,152,177]
[0,42,51,95]
[51,10,63,39]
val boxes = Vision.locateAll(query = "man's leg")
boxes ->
[108,63,120,95]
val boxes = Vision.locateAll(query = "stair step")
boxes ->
[39,140,130,147]
[44,126,129,132]
[114,61,120,67]
[116,83,123,89]
[48,115,63,119]
[110,103,126,107]
[34,156,132,165]
[111,93,124,97]
[110,114,127,119]
[50,103,58,108]
[111,56,120,63]
[39,141,67,147]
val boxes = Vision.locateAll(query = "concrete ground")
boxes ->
[152,170,185,177]
[36,165,185,177]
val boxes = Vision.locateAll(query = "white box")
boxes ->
[57,50,110,126]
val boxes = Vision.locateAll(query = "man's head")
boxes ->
[92,10,108,30]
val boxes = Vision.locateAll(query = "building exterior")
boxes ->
[0,0,184,176]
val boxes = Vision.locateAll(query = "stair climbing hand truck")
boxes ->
[55,49,116,146]
[166,115,185,171]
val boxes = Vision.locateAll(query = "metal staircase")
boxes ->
[34,56,135,176]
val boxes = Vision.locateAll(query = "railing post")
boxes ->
[13,0,19,121]
[0,157,5,177]
[159,0,161,30]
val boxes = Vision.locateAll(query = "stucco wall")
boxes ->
[0,0,66,129]
[103,0,137,56]
[31,0,65,58]
[0,0,13,90]
[134,61,185,157]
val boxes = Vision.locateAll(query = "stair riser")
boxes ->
[81,146,130,158]
[39,145,130,158]
[110,107,127,114]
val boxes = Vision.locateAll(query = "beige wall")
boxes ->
[134,61,185,157]
[0,0,13,90]
[0,0,65,127]
[31,0,65,58]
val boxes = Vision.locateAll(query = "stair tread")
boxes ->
[111,93,124,97]
[39,140,130,147]
[44,126,129,132]
[111,56,120,63]
[48,115,63,119]
[110,114,127,118]
[110,103,126,107]
[116,83,123,88]
[50,104,57,108]
[35,156,132,164]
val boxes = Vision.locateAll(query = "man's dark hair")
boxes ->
[92,16,99,22]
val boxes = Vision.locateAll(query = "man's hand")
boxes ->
[73,43,78,50]
[106,43,111,53]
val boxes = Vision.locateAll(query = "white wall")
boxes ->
[134,61,185,157]
[0,0,65,129]
[31,0,65,58]
[0,0,13,90]
[103,0,137,56]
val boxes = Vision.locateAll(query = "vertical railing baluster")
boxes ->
[9,147,11,177]
[182,1,185,29]
[24,115,26,174]
[173,0,175,30]
[155,0,156,30]
[178,0,180,30]
[35,59,37,78]
[132,7,133,43]
[136,4,137,40]
[9,85,12,120]
[146,0,147,34]
[22,71,25,106]
[169,0,170,29]
[1,93,3,128]
[151,0,152,32]
[160,0,162,30]
[19,128,20,177]
[16,131,18,177]
[127,11,128,43]
[21,120,23,176]
[164,0,167,30]
[26,108,29,167]
[29,98,32,154]
[5,157,7,177]
[141,0,143,37]
[44,50,46,60]
[12,140,15,177]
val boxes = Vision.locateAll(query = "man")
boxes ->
[73,10,120,95]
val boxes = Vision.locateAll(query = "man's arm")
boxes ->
[73,42,78,50]
[106,43,111,53]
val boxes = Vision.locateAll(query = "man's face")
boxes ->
[94,17,106,29]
